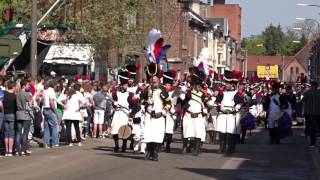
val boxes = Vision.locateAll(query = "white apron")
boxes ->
[111,91,129,135]
[182,91,206,141]
[165,91,176,134]
[216,90,240,134]
[165,113,176,134]
[144,89,165,143]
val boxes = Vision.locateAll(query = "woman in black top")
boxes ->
[3,81,17,156]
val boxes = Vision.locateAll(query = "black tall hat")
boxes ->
[145,63,161,82]
[189,67,206,86]
[224,69,233,82]
[126,64,136,79]
[163,71,174,85]
[118,69,129,85]
[223,68,238,83]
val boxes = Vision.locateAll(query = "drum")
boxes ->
[118,125,132,139]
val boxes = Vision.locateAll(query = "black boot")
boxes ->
[182,138,188,154]
[209,131,214,144]
[129,135,134,150]
[217,133,226,154]
[144,143,151,160]
[226,134,236,155]
[193,138,201,156]
[121,139,127,152]
[165,133,173,153]
[187,139,194,153]
[113,135,120,152]
[240,128,247,144]
[152,143,159,161]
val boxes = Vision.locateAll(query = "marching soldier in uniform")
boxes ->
[216,69,241,154]
[161,71,177,153]
[111,70,131,152]
[126,64,141,150]
[182,67,207,156]
[143,63,166,161]
[142,28,171,161]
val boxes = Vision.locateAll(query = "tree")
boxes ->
[262,24,285,56]
[293,20,319,39]
[242,36,266,55]
[244,24,308,56]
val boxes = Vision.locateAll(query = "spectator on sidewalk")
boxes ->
[3,81,17,156]
[43,80,59,148]
[302,81,320,148]
[62,87,83,147]
[93,85,106,138]
[15,79,33,156]
[0,82,4,155]
[82,83,93,137]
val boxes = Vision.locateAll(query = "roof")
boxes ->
[43,44,95,63]
[283,40,313,71]
[247,55,293,71]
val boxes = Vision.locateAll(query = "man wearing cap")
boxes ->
[142,63,166,161]
[111,70,131,152]
[215,69,242,154]
[126,64,141,150]
[182,67,207,156]
[303,81,320,148]
[267,81,292,144]
[161,71,177,153]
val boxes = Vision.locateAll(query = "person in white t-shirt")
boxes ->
[42,80,59,148]
[61,86,84,147]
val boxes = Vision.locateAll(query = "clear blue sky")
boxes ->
[227,0,320,37]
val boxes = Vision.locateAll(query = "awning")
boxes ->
[43,59,90,65]
[188,11,206,24]
[167,58,183,63]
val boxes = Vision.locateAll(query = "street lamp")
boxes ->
[292,27,302,31]
[297,3,320,8]
[295,17,320,34]
[297,3,320,83]
[292,40,301,43]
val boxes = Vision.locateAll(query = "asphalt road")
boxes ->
[0,128,318,180]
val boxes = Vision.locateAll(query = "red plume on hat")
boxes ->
[231,70,237,79]
[214,71,219,80]
[208,70,214,77]
[136,64,142,71]
[172,70,177,79]
[160,69,164,77]
[219,74,224,81]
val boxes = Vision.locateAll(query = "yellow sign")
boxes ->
[257,65,278,79]
[217,45,224,54]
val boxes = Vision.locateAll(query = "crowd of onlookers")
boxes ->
[0,72,319,157]
[0,75,115,157]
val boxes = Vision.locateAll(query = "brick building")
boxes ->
[208,4,241,42]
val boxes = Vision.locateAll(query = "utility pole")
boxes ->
[178,0,191,74]
[31,0,37,77]
[159,0,163,30]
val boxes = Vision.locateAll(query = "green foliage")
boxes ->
[244,24,308,56]
[262,24,285,55]
[242,36,266,55]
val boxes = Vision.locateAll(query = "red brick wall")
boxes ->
[284,59,307,82]
[208,4,241,42]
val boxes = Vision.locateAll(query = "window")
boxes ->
[296,67,299,75]
[127,12,137,30]
[218,53,222,64]
[290,67,293,75]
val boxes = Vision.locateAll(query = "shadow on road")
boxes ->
[176,128,319,180]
